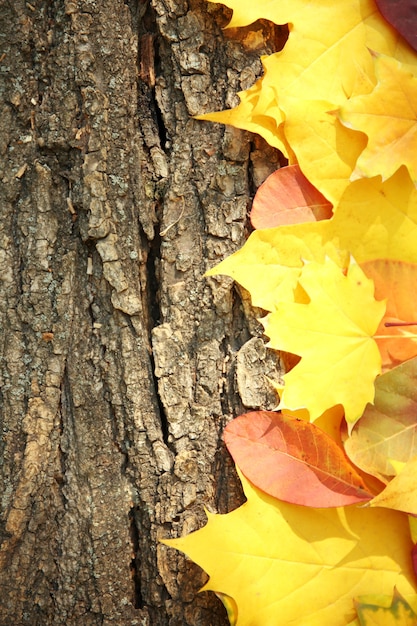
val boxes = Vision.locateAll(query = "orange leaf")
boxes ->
[224,411,373,507]
[250,165,333,229]
[360,259,417,371]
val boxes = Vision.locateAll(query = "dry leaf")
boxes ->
[360,260,417,370]
[370,455,417,515]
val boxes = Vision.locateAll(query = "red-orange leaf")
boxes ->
[224,411,373,507]
[360,259,417,371]
[375,0,417,53]
[250,165,333,229]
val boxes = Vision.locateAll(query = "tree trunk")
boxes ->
[0,1,282,623]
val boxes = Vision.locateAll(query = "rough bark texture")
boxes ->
[0,1,283,623]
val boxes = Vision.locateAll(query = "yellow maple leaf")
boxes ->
[162,470,417,626]
[263,258,385,424]
[207,167,417,311]
[340,55,417,184]
[208,0,416,105]
[196,68,291,156]
[201,0,417,202]
[282,98,367,204]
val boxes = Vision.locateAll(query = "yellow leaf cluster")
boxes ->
[201,0,417,203]
[208,168,417,422]
[163,472,417,625]
[207,167,417,306]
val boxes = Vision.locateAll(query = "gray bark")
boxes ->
[0,0,282,623]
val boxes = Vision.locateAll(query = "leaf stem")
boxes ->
[374,334,417,339]
[385,321,417,327]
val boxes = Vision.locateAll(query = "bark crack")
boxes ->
[128,506,143,609]
[137,1,170,155]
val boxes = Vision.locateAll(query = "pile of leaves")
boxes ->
[163,1,417,623]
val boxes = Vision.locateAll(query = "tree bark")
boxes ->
[0,0,282,623]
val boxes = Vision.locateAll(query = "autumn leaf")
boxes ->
[206,168,417,312]
[339,55,417,184]
[413,544,417,582]
[369,455,417,515]
[360,260,417,370]
[263,258,385,424]
[215,593,238,626]
[162,470,417,626]
[224,411,373,507]
[208,0,417,105]
[283,99,368,204]
[201,0,417,202]
[375,0,417,52]
[267,394,396,497]
[265,260,417,426]
[355,587,417,625]
[344,357,417,483]
[268,380,345,441]
[250,164,332,229]
[409,516,417,595]
[195,77,291,156]
[280,402,345,445]
[410,516,417,544]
